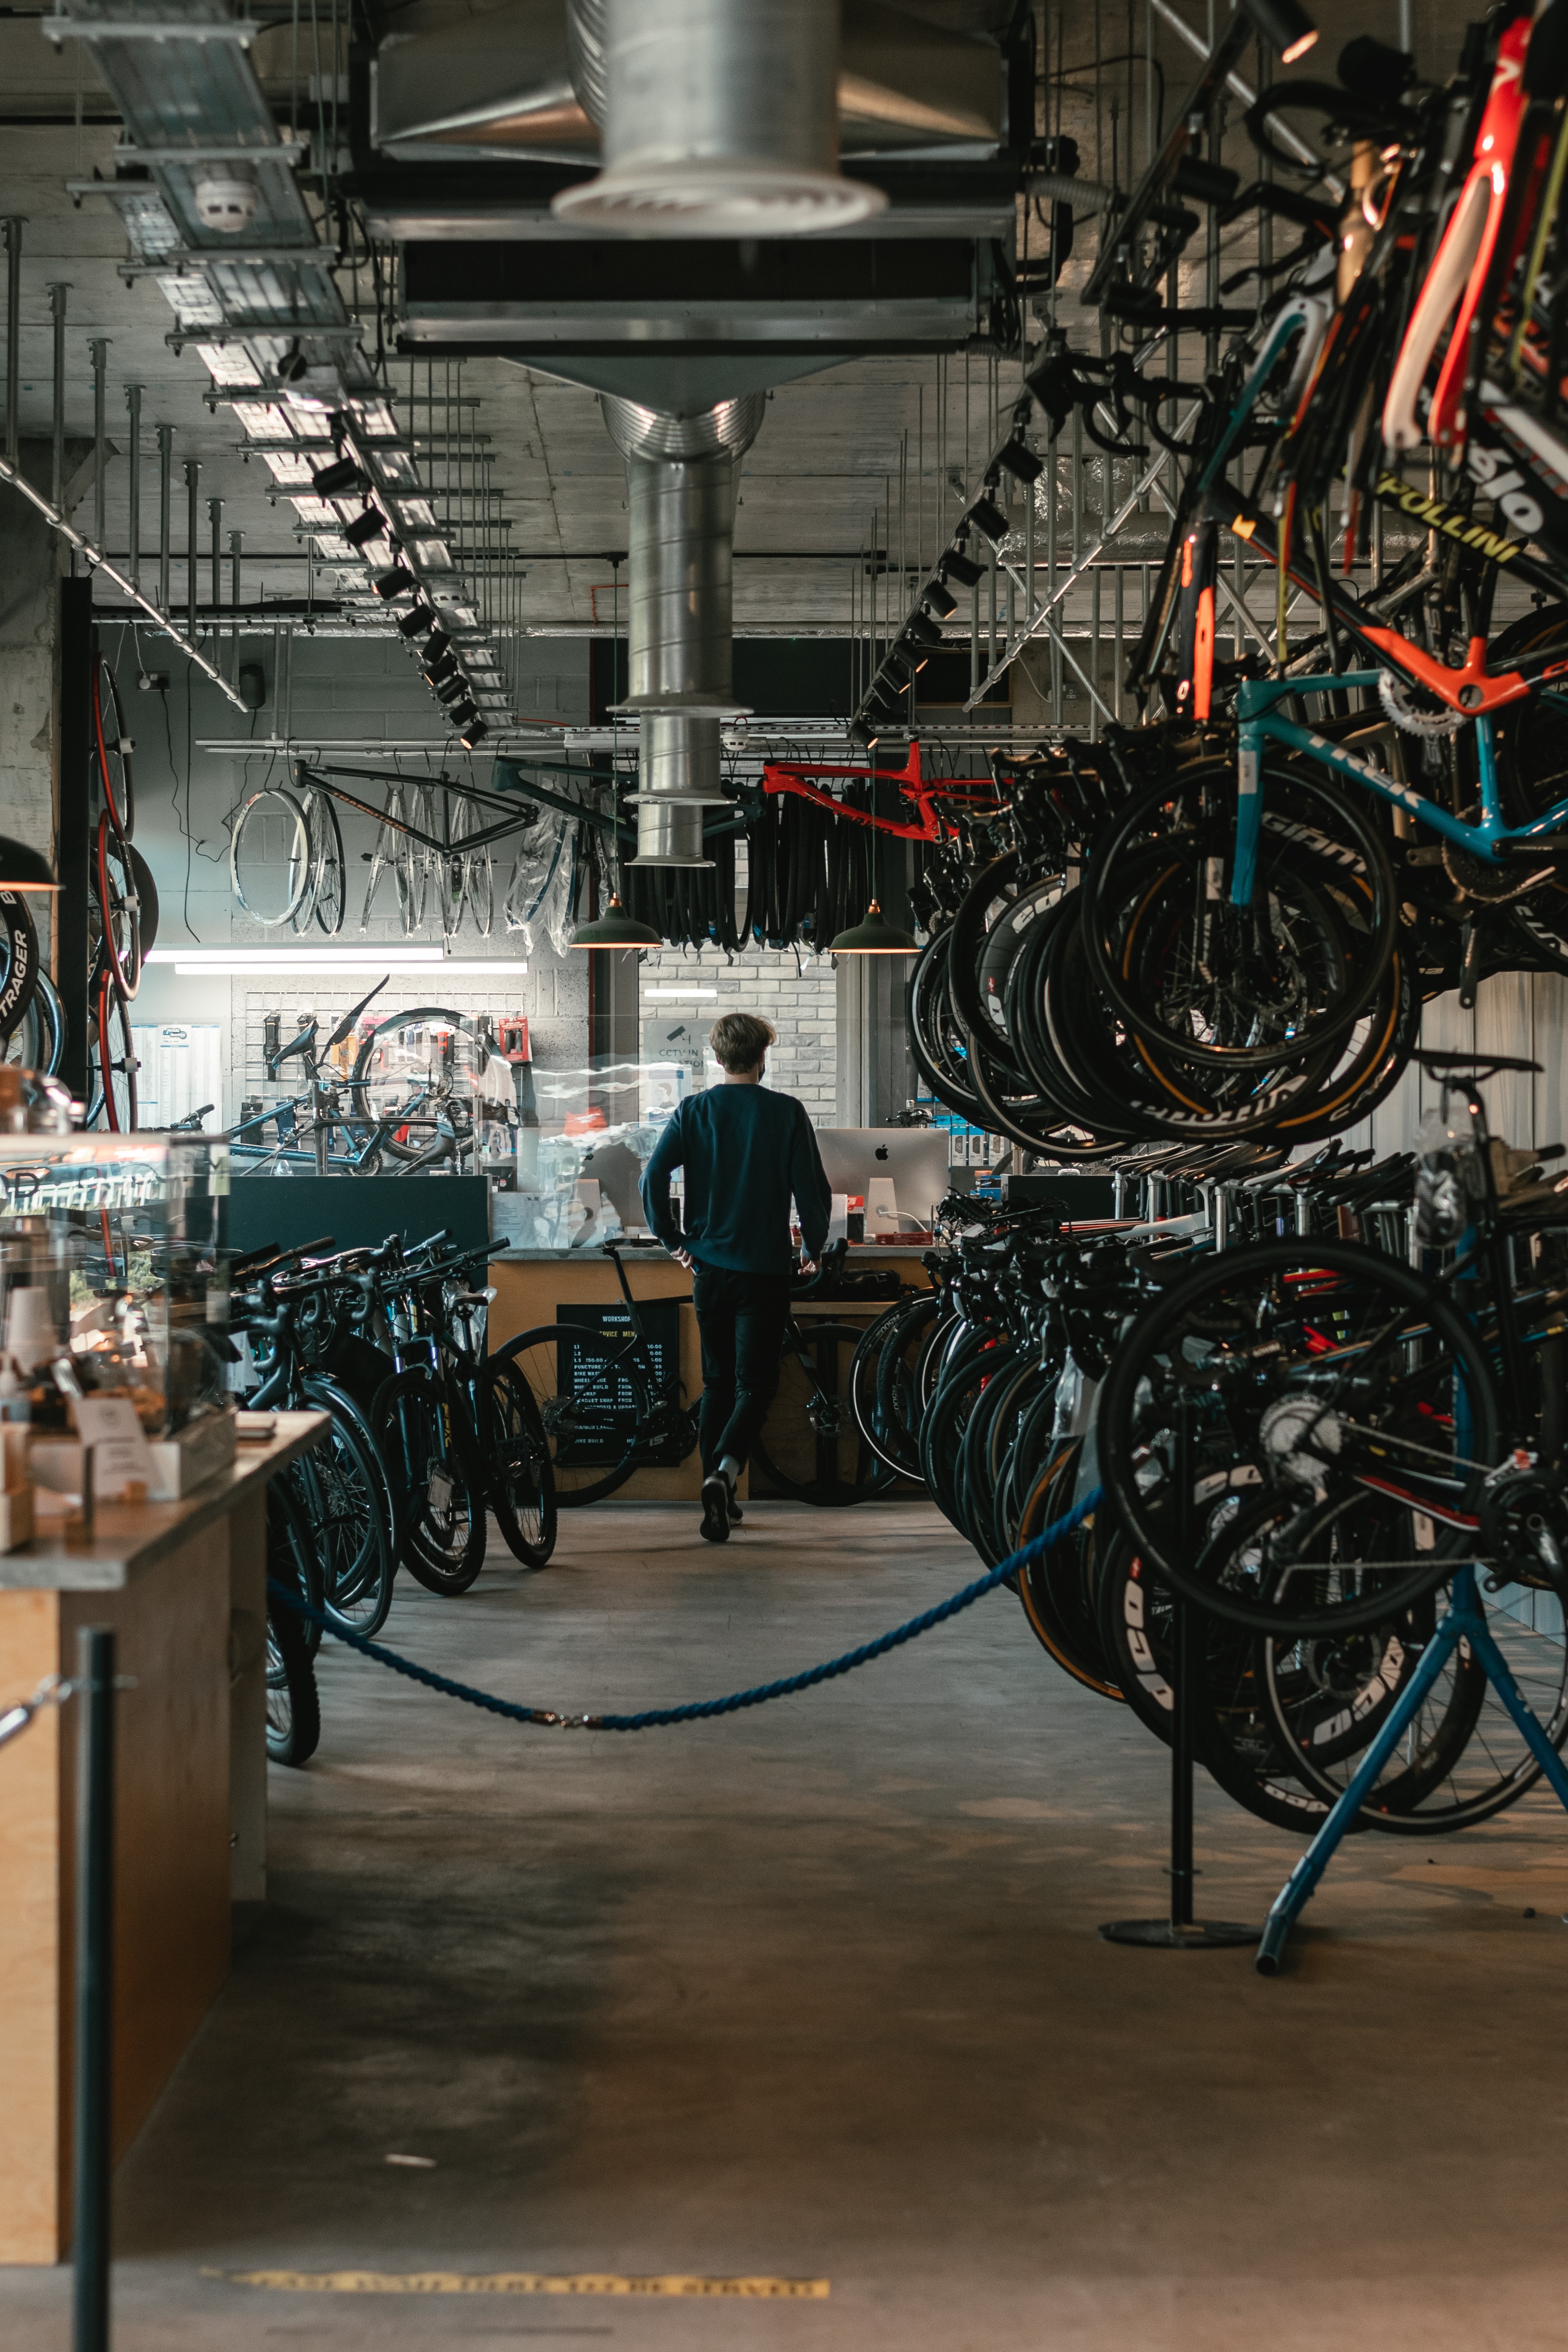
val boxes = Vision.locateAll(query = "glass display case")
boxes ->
[0,1128,231,1439]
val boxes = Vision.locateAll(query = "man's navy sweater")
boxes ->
[639,1085,832,1276]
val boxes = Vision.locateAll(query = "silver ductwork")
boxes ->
[554,0,885,235]
[603,394,765,867]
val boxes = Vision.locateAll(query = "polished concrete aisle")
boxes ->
[6,1499,1568,2350]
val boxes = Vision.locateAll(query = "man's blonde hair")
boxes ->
[709,1011,776,1073]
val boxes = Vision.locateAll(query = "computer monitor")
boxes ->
[813,1128,952,1235]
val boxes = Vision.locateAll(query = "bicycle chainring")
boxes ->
[1377,670,1463,738]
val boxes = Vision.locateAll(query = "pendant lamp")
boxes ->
[828,899,919,954]
[569,894,663,950]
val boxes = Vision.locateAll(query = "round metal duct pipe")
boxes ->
[555,0,885,235]
[603,393,763,869]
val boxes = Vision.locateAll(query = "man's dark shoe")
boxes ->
[700,1472,733,1543]
[728,1492,744,1525]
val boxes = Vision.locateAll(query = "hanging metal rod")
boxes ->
[0,453,246,707]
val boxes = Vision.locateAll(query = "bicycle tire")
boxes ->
[370,1366,487,1595]
[753,1320,897,1505]
[268,1467,326,1660]
[1093,1529,1341,1836]
[1096,1237,1504,1637]
[286,1397,396,1637]
[231,786,312,927]
[92,656,134,841]
[94,972,138,1131]
[486,1358,558,1568]
[849,1292,936,1481]
[0,889,40,1046]
[266,1578,321,1767]
[489,1324,650,1506]
[95,814,143,999]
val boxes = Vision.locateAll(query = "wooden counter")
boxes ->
[490,1249,932,1501]
[0,1411,328,2265]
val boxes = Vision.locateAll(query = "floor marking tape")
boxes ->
[221,2269,831,2300]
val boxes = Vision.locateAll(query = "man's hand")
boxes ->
[798,1250,818,1278]
[672,1246,694,1270]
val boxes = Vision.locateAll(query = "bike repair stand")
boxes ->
[1255,1559,1568,1973]
[1100,1394,1259,1951]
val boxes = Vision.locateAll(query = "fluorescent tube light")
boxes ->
[152,949,528,976]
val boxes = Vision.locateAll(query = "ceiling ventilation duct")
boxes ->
[553,0,885,235]
[602,394,765,867]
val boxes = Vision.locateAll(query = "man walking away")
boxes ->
[640,1012,832,1545]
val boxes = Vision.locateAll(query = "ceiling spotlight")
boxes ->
[1237,0,1318,60]
[907,611,944,648]
[886,643,922,681]
[423,652,458,685]
[447,699,479,728]
[996,435,1044,484]
[966,497,1010,546]
[436,674,469,704]
[924,580,958,618]
[311,455,370,497]
[397,602,437,637]
[422,627,452,662]
[372,566,412,600]
[942,548,985,588]
[458,716,488,750]
[343,506,388,549]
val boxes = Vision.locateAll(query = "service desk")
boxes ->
[0,1411,328,2265]
[491,1247,932,1500]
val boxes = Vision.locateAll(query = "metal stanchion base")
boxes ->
[1099,1919,1260,1948]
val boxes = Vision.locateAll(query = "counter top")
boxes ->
[0,1410,331,1592]
[492,1243,936,1263]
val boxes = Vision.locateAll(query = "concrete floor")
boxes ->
[6,1498,1568,2350]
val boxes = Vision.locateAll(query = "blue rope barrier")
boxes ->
[267,1486,1105,1733]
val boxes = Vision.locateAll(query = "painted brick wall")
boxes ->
[640,950,839,1127]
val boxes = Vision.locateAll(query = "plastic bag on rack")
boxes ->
[541,822,581,960]
[502,815,567,953]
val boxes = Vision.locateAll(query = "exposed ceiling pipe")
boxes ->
[602,395,765,867]
[555,0,885,235]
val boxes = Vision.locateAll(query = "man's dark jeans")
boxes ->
[692,1263,790,1475]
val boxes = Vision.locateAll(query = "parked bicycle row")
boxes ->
[850,1063,1568,1838]
[247,1227,917,1763]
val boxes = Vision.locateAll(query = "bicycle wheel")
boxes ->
[1255,1510,1568,1832]
[311,792,345,935]
[1082,762,1397,1071]
[1093,1528,1338,1836]
[286,1402,396,1637]
[850,1292,937,1481]
[1096,1237,1504,1637]
[268,1468,326,1659]
[754,1320,900,1506]
[266,1581,321,1767]
[1015,1447,1123,1698]
[486,1357,558,1568]
[1,966,58,1071]
[231,787,312,926]
[94,973,138,1131]
[371,1366,487,1595]
[92,655,134,840]
[0,890,39,1046]
[489,1324,650,1506]
[95,814,143,999]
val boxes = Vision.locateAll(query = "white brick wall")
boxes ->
[639,949,839,1126]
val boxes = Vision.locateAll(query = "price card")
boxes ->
[70,1397,157,1503]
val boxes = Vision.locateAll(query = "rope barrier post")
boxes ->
[1100,1392,1258,1951]
[72,1625,115,2352]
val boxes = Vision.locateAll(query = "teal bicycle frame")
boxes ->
[1231,670,1568,905]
